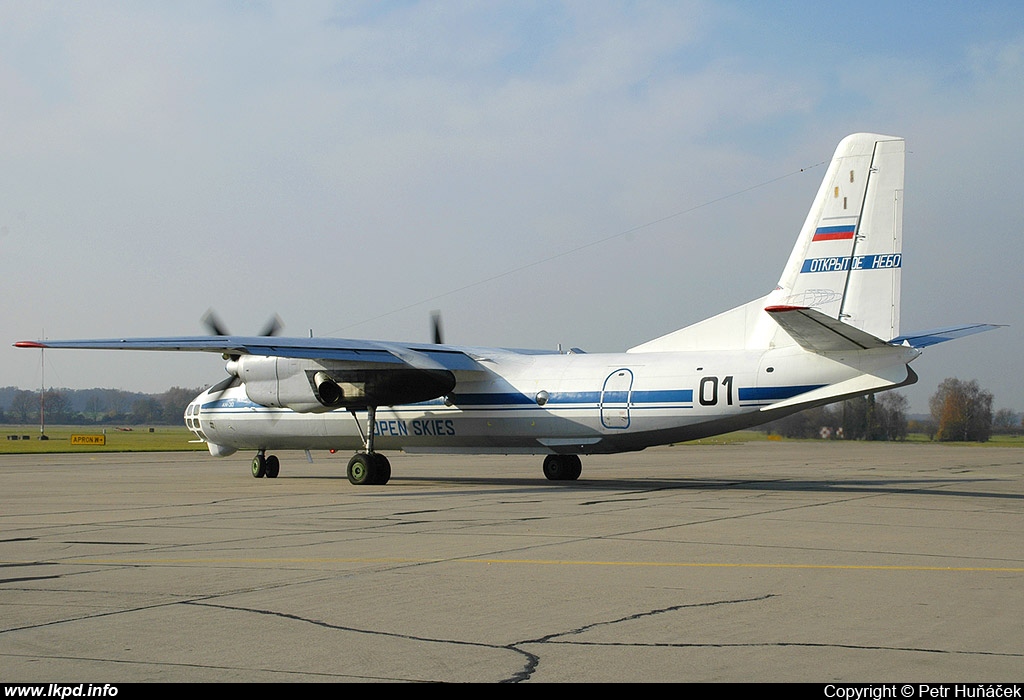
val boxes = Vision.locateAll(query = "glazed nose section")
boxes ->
[184,395,205,439]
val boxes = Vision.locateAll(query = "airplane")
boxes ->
[16,133,1001,485]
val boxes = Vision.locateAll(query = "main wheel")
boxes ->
[372,453,391,485]
[251,454,266,478]
[543,454,582,481]
[347,453,375,485]
[564,454,582,481]
[542,454,564,480]
[265,454,280,478]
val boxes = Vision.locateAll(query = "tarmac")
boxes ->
[1,441,1022,682]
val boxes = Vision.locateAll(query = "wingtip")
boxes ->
[14,341,47,349]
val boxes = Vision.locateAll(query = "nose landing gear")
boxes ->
[251,451,280,478]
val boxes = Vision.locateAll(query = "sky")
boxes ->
[2,1,1022,415]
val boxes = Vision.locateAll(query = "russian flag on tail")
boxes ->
[812,224,856,242]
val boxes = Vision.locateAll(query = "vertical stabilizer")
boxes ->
[772,133,904,340]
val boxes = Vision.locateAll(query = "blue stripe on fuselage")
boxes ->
[204,386,820,412]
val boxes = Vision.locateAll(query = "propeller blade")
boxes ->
[431,311,443,345]
[258,314,284,337]
[203,310,282,337]
[201,309,230,337]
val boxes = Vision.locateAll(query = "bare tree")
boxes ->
[9,390,37,424]
[929,378,994,442]
[993,408,1022,434]
[877,392,909,441]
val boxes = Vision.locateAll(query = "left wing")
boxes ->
[15,336,485,372]
[15,336,495,410]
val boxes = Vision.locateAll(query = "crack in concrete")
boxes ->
[187,594,779,682]
[185,599,536,682]
[547,639,1024,657]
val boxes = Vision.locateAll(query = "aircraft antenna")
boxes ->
[38,331,46,439]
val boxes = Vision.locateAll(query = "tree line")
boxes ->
[0,386,206,426]
[763,377,1016,442]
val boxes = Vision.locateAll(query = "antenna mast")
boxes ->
[38,331,46,439]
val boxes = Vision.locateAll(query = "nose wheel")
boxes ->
[251,452,280,478]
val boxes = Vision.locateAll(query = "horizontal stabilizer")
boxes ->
[764,306,888,352]
[889,324,1005,348]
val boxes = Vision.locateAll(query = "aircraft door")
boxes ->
[600,368,633,429]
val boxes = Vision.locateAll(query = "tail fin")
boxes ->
[630,133,904,354]
[773,133,904,341]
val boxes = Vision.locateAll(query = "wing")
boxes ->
[15,335,493,410]
[15,335,484,372]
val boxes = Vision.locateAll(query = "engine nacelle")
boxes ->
[232,355,455,412]
[235,356,333,413]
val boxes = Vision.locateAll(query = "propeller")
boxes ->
[201,309,284,363]
[257,314,283,338]
[201,309,231,337]
[202,309,283,338]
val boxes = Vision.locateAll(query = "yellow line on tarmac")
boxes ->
[53,557,1024,573]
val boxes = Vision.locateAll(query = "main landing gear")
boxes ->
[346,452,391,485]
[346,405,391,485]
[251,451,280,479]
[542,454,582,481]
[248,407,395,485]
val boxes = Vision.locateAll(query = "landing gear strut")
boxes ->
[346,406,391,485]
[251,451,280,478]
[543,454,582,481]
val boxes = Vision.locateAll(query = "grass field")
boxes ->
[1,425,1020,454]
[0,425,205,454]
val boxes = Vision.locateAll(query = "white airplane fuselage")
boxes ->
[186,342,920,456]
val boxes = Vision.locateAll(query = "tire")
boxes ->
[372,453,391,485]
[543,454,581,481]
[565,455,582,481]
[542,454,564,480]
[265,455,280,478]
[347,453,374,485]
[251,454,266,478]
